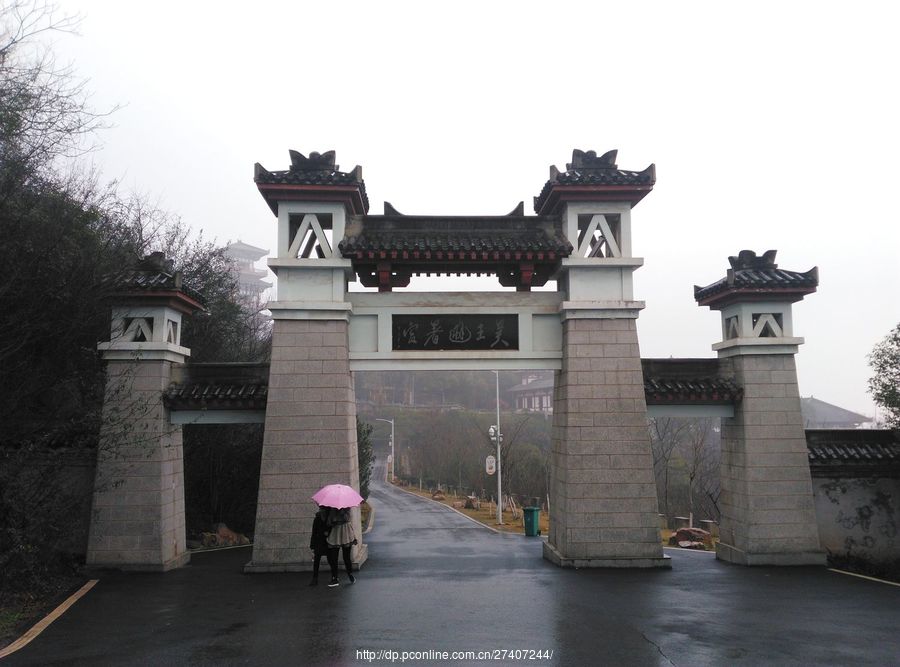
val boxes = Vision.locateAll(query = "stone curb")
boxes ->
[363,502,375,534]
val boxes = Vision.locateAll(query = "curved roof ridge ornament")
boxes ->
[505,202,525,217]
[728,249,779,270]
[288,149,337,172]
[566,148,618,172]
[694,250,819,306]
[534,148,656,214]
[254,149,368,214]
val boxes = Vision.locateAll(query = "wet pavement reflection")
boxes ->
[7,462,900,665]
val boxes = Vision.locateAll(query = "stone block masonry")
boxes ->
[716,355,824,565]
[544,317,670,568]
[86,360,189,571]
[245,318,367,572]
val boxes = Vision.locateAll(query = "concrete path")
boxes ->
[6,463,899,666]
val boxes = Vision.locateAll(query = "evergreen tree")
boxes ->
[357,419,375,500]
[869,323,900,427]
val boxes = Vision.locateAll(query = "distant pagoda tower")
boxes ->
[224,240,272,298]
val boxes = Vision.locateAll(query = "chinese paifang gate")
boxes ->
[86,149,825,572]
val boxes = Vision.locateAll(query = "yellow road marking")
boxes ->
[828,568,900,588]
[0,579,98,659]
[663,546,715,554]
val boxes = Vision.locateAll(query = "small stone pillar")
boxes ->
[695,250,824,565]
[245,150,367,572]
[86,253,204,570]
[537,150,669,568]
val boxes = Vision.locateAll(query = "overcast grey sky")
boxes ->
[52,1,899,416]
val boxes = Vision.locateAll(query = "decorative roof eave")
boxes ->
[108,289,206,315]
[163,383,269,411]
[694,251,819,307]
[104,252,207,313]
[339,216,571,291]
[535,183,655,215]
[255,183,368,216]
[352,260,559,291]
[641,358,744,405]
[340,216,570,250]
[695,285,818,309]
[806,429,900,478]
[643,384,744,405]
[165,362,271,410]
[346,249,565,264]
[534,149,656,214]
[254,150,369,215]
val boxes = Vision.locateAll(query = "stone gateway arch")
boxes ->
[85,149,824,572]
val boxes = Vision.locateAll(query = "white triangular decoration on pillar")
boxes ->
[287,213,333,259]
[124,317,153,342]
[752,314,783,338]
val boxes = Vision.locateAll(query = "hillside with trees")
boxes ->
[0,2,270,598]
[357,370,553,506]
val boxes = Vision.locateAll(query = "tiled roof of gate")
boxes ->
[508,363,744,405]
[254,150,370,212]
[533,149,656,213]
[805,429,900,467]
[694,250,818,303]
[105,252,205,305]
[643,376,743,404]
[339,227,572,259]
[165,382,268,410]
[164,363,269,411]
[641,358,743,404]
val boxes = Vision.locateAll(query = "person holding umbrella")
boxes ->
[312,484,364,587]
[308,506,332,586]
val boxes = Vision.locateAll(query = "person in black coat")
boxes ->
[309,506,336,586]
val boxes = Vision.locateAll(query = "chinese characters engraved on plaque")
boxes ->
[392,314,519,351]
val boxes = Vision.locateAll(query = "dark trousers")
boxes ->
[330,545,353,577]
[312,548,337,579]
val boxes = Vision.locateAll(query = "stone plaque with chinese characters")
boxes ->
[392,314,519,351]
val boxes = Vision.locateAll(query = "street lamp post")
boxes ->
[375,418,395,482]
[491,370,503,525]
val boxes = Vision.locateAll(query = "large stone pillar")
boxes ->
[245,316,365,571]
[547,314,668,567]
[86,253,203,570]
[245,150,367,572]
[537,149,668,567]
[696,250,824,565]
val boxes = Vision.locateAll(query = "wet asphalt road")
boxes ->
[7,462,900,666]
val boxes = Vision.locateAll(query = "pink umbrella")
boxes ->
[312,483,364,509]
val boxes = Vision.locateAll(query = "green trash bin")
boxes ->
[524,506,541,536]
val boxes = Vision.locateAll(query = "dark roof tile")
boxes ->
[533,149,655,213]
[643,376,743,404]
[641,358,743,404]
[165,381,268,410]
[254,150,369,212]
[165,363,270,411]
[340,229,571,257]
[105,252,205,306]
[694,250,818,303]
[806,429,900,476]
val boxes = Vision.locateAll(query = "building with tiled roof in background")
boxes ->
[224,240,273,299]
[800,396,873,429]
[509,372,554,414]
